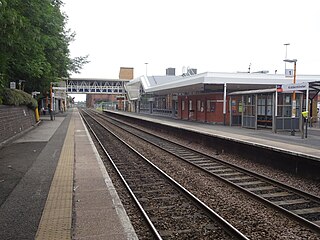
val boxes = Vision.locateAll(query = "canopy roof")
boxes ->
[125,72,320,100]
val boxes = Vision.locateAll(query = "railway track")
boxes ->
[80,109,248,239]
[87,109,320,234]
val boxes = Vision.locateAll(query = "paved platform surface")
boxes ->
[0,109,137,240]
[72,110,137,240]
[105,110,320,161]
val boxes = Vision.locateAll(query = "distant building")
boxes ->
[119,67,134,80]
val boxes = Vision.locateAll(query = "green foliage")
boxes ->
[2,88,38,109]
[69,55,90,74]
[0,0,89,96]
[0,73,5,104]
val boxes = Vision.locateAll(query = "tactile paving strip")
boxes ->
[35,118,75,240]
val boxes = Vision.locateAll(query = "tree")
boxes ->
[0,0,89,97]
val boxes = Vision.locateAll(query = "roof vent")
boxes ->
[166,68,175,76]
[182,66,197,76]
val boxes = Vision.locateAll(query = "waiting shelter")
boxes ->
[230,80,320,133]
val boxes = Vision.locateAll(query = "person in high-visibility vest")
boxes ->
[302,111,308,119]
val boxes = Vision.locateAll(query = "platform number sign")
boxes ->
[10,82,16,89]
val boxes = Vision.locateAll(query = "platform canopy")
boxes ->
[125,72,320,99]
[308,81,320,99]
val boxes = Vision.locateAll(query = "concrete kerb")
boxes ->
[75,111,138,239]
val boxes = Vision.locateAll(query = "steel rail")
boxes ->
[81,109,249,240]
[79,110,163,239]
[92,109,320,233]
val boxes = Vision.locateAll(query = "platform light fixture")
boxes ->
[283,43,290,71]
[144,63,148,76]
[284,43,290,58]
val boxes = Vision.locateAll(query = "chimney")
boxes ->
[119,67,134,79]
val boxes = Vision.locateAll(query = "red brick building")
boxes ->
[85,67,134,108]
[178,93,241,125]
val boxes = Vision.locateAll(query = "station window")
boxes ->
[206,100,216,112]
[182,100,185,111]
[189,100,193,111]
[243,95,256,116]
[245,106,255,115]
[277,94,292,117]
[257,94,272,116]
[197,100,205,112]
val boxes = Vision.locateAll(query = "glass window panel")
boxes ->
[283,106,291,117]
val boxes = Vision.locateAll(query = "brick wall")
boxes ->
[86,94,118,108]
[0,105,36,143]
[178,93,232,124]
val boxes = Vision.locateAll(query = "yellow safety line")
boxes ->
[35,117,74,240]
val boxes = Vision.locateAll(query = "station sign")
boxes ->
[277,82,309,92]
[54,91,66,98]
[116,95,125,100]
[285,69,294,77]
[10,82,16,89]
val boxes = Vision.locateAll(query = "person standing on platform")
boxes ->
[48,104,53,120]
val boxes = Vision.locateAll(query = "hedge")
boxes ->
[1,88,38,110]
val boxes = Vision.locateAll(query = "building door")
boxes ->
[243,94,256,129]
[257,94,273,128]
[173,100,178,117]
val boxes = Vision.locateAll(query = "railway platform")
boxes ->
[105,110,320,161]
[0,108,137,240]
[1,107,319,239]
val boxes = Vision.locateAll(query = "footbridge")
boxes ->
[65,78,127,94]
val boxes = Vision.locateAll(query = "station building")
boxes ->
[124,70,320,133]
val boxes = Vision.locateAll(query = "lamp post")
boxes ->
[49,82,53,120]
[283,43,290,70]
[144,63,148,76]
[283,59,297,135]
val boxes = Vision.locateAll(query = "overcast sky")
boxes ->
[62,0,320,100]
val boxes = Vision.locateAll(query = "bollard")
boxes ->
[35,108,40,122]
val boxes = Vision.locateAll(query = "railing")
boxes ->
[309,117,320,128]
[66,79,125,94]
[138,107,174,117]
[152,109,173,116]
[139,108,150,113]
